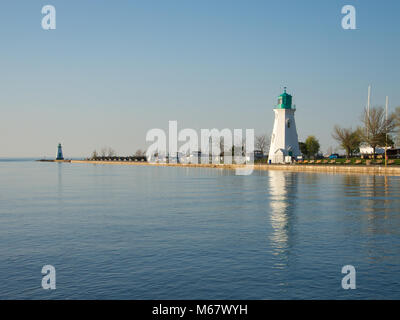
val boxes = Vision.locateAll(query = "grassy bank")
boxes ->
[297,158,400,165]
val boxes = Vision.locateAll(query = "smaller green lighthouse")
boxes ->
[56,143,64,160]
[276,87,293,109]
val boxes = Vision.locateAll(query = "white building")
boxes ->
[268,88,301,164]
[359,146,386,155]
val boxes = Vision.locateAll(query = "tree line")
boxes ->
[90,147,146,159]
[332,106,400,159]
[298,106,400,159]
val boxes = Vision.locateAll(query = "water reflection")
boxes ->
[268,170,298,260]
[360,176,397,237]
[340,174,400,264]
[57,163,63,199]
[342,174,394,216]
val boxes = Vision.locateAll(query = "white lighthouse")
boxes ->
[268,88,300,164]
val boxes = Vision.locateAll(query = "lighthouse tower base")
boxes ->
[268,108,300,163]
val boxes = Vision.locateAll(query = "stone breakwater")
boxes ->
[69,160,400,176]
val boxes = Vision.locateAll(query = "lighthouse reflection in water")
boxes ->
[268,171,297,259]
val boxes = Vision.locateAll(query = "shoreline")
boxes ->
[69,160,400,176]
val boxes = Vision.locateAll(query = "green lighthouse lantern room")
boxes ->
[277,87,292,109]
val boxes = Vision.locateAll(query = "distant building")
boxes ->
[360,146,386,155]
[56,143,64,160]
[246,150,265,162]
[268,88,301,163]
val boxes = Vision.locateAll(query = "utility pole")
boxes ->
[366,85,371,158]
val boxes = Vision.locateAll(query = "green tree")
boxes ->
[305,136,320,159]
[332,126,361,158]
[299,142,307,156]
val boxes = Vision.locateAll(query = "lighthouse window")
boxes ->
[287,119,291,128]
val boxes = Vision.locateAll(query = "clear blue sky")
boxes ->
[1,0,399,157]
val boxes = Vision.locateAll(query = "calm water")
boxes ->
[0,159,399,299]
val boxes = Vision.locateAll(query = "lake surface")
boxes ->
[0,159,399,299]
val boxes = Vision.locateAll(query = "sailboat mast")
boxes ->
[385,96,388,166]
[366,85,371,141]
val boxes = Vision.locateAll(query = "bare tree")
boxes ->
[100,146,116,157]
[214,136,229,153]
[219,138,224,156]
[99,147,108,157]
[360,107,396,158]
[394,106,400,146]
[135,149,145,157]
[210,137,229,163]
[107,147,116,157]
[332,125,361,158]
[152,149,159,159]
[230,133,246,159]
[255,134,269,155]
[91,150,98,159]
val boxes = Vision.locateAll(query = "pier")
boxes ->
[87,156,147,162]
[69,160,400,176]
